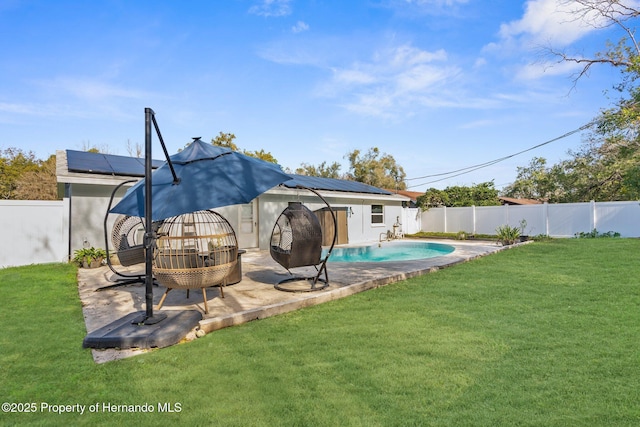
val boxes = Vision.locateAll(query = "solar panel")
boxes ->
[283,174,391,195]
[66,150,163,177]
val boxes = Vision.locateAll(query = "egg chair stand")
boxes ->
[98,179,150,291]
[270,186,337,293]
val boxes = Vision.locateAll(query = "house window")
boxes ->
[371,204,384,224]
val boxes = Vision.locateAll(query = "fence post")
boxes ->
[443,205,447,233]
[590,200,596,232]
[544,202,549,237]
[472,205,476,235]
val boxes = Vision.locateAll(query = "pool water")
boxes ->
[322,241,455,262]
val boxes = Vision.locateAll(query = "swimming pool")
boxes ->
[323,241,455,262]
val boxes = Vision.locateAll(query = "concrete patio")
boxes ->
[78,239,514,363]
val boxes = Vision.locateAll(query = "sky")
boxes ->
[0,0,630,191]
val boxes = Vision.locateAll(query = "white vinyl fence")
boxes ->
[0,200,69,268]
[3,199,638,268]
[421,200,640,238]
[401,208,422,235]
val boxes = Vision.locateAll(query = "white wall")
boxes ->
[0,200,69,267]
[259,191,407,249]
[421,201,640,237]
[66,183,131,255]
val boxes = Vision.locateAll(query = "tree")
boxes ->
[508,0,640,202]
[211,132,239,151]
[80,140,111,154]
[0,148,40,199]
[211,132,278,164]
[416,188,450,208]
[502,157,564,201]
[14,154,58,200]
[295,161,342,178]
[416,182,500,208]
[550,1,640,85]
[345,147,406,190]
[126,139,143,158]
[0,148,58,200]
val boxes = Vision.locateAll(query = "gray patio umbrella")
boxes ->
[110,137,291,221]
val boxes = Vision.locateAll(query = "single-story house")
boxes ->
[56,149,412,256]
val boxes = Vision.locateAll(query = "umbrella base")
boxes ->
[82,310,202,350]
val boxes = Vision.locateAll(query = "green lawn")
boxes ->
[1,239,639,426]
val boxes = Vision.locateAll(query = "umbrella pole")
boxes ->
[135,108,167,325]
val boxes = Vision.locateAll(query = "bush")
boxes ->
[575,229,621,239]
[496,225,521,246]
[456,231,468,240]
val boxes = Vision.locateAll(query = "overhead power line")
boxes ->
[405,120,597,189]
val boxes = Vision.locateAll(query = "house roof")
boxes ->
[383,189,423,201]
[283,174,392,195]
[60,149,394,196]
[498,196,543,205]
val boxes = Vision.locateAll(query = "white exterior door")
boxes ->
[238,201,258,248]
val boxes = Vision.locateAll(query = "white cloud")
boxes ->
[473,57,487,68]
[484,0,616,82]
[292,21,309,33]
[0,77,157,122]
[332,68,378,85]
[498,0,601,47]
[320,44,461,118]
[249,0,292,17]
[459,119,497,129]
[0,102,41,115]
[404,0,469,6]
[258,39,328,66]
[38,77,151,101]
[0,100,110,120]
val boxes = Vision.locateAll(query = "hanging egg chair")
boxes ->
[153,210,238,314]
[270,202,322,269]
[270,187,337,292]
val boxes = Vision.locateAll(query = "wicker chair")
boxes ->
[270,200,333,291]
[270,202,322,269]
[111,215,146,266]
[154,210,238,314]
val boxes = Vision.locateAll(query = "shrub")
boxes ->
[575,229,621,239]
[496,225,521,246]
[456,231,468,240]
